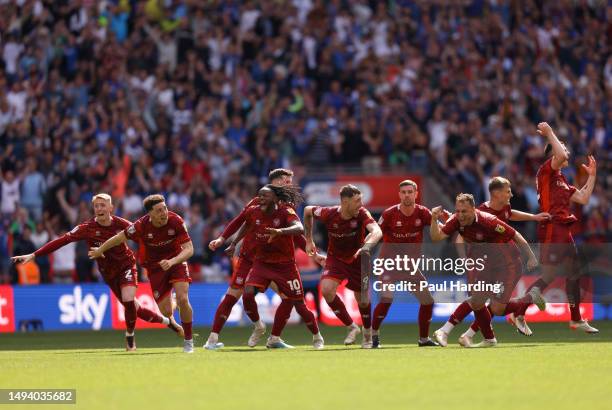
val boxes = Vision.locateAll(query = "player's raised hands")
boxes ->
[581,155,596,176]
[536,122,553,138]
[11,253,35,264]
[88,247,105,259]
[208,237,225,251]
[431,206,444,220]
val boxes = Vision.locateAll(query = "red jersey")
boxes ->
[441,209,516,243]
[378,204,432,243]
[243,204,300,263]
[477,202,511,223]
[536,158,578,224]
[35,216,135,279]
[124,211,191,269]
[313,206,376,263]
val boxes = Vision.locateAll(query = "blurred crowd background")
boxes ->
[1,0,610,284]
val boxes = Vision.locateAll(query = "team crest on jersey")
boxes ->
[350,220,358,228]
[147,233,153,238]
[168,229,175,236]
[396,221,402,227]
[495,224,506,234]
[476,233,484,240]
[256,219,260,225]
[333,223,338,228]
[95,231,101,236]
[415,219,421,227]
[273,218,280,227]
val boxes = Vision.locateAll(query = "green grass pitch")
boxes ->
[1,322,611,410]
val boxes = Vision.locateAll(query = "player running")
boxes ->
[456,177,550,343]
[239,184,323,349]
[373,180,443,347]
[89,194,196,352]
[206,168,324,349]
[11,194,183,351]
[304,184,382,348]
[514,122,598,333]
[430,193,540,348]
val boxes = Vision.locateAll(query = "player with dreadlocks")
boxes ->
[235,184,324,348]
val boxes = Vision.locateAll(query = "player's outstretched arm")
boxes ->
[537,122,568,170]
[88,231,127,259]
[570,155,596,205]
[430,206,449,242]
[13,231,81,263]
[303,206,316,255]
[510,210,551,222]
[160,241,194,271]
[512,231,538,271]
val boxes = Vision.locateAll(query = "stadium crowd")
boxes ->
[0,0,610,284]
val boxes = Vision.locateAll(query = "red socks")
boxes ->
[242,292,260,322]
[271,299,293,337]
[450,301,473,325]
[136,305,164,324]
[212,294,238,333]
[359,303,371,328]
[372,302,392,331]
[418,303,434,338]
[124,301,137,333]
[294,301,319,334]
[327,295,354,326]
[517,278,549,315]
[566,278,582,321]
[182,321,193,340]
[473,306,495,339]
